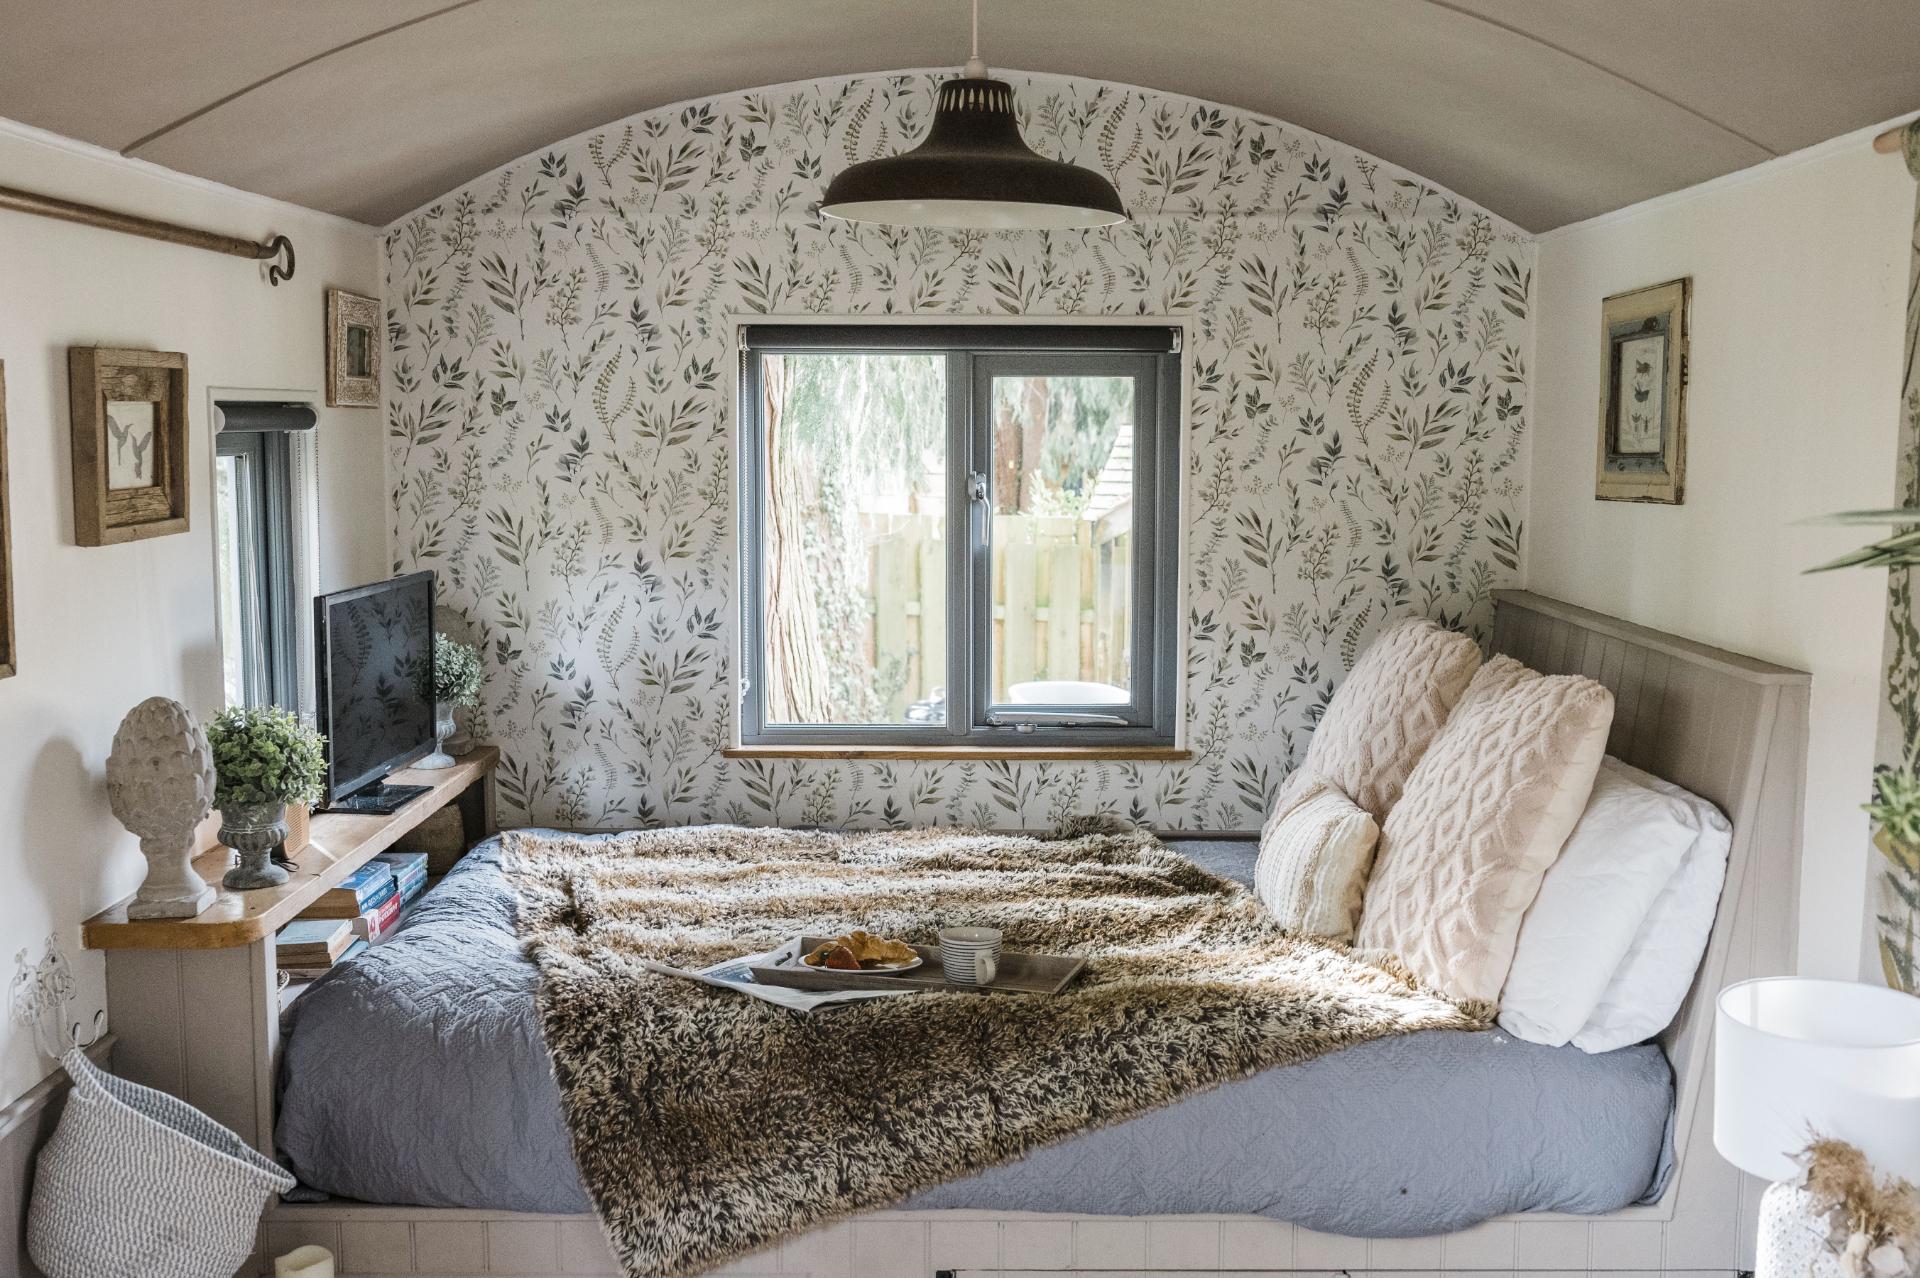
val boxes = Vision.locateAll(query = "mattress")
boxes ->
[276,831,1674,1235]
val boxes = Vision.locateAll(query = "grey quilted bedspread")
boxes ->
[275,832,1673,1234]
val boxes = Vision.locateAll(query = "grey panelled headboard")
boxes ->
[1491,589,1810,1262]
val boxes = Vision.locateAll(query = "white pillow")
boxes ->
[1497,757,1702,1047]
[1573,762,1731,1053]
[1254,770,1380,942]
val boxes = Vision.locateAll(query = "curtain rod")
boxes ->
[0,183,294,285]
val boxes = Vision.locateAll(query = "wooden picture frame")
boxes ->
[327,287,381,408]
[0,360,14,678]
[1595,277,1689,504]
[69,346,190,545]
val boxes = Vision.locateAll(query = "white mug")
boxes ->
[939,926,1002,987]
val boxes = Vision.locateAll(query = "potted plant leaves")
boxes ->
[204,706,326,890]
[419,633,482,769]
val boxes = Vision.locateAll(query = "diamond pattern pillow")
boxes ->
[1296,617,1482,823]
[1254,769,1381,941]
[1355,656,1615,1006]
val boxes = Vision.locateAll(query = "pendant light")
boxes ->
[819,1,1127,230]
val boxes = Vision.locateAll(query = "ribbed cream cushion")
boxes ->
[1254,770,1380,941]
[1298,618,1482,823]
[1356,656,1615,1005]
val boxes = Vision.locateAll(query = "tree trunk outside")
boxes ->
[761,356,836,725]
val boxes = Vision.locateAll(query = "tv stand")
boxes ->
[79,747,497,1159]
[324,780,433,816]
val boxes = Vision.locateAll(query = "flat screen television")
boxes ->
[313,570,437,814]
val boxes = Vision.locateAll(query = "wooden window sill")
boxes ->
[723,744,1191,762]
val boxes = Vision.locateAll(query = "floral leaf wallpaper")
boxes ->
[383,70,1534,832]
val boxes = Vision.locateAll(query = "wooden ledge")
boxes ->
[82,747,498,951]
[723,745,1190,762]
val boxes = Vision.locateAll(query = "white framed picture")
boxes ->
[1596,277,1690,503]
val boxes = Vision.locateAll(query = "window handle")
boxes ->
[968,471,991,546]
[986,711,1130,729]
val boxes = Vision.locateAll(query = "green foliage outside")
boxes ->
[770,353,1130,722]
[206,706,327,809]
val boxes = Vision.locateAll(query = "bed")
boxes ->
[240,589,1809,1276]
[276,834,1676,1235]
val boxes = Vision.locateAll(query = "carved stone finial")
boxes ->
[105,697,217,919]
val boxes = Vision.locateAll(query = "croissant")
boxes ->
[803,931,916,968]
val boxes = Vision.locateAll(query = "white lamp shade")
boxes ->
[1715,977,1920,1182]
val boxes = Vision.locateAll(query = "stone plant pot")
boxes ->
[417,700,459,770]
[219,801,291,890]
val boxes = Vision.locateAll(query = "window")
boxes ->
[739,325,1181,750]
[215,424,298,708]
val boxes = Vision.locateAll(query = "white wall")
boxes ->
[1528,123,1914,979]
[0,119,384,1108]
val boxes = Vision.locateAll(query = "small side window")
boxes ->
[214,428,298,709]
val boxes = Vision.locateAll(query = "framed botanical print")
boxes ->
[1596,277,1690,503]
[69,347,190,545]
[0,360,13,678]
[327,287,381,408]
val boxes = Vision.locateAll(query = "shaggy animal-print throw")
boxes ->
[503,823,1488,1278]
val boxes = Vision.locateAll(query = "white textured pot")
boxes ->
[104,697,217,919]
[416,700,458,770]
[1757,1181,1873,1278]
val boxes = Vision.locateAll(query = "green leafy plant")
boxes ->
[1868,766,1920,991]
[1811,509,1920,990]
[432,633,483,707]
[1803,509,1920,574]
[205,706,326,809]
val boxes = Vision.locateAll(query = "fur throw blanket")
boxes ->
[503,822,1486,1278]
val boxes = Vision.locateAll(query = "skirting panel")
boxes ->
[257,1207,1749,1278]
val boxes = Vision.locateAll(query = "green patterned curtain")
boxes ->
[1870,122,1920,989]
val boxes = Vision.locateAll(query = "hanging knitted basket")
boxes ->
[26,1049,294,1278]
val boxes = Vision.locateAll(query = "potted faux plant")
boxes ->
[205,706,326,890]
[419,633,482,770]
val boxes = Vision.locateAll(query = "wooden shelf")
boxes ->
[82,747,498,952]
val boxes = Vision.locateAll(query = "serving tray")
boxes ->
[749,935,1087,996]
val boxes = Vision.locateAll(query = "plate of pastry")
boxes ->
[801,930,923,973]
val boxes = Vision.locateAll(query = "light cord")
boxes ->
[963,0,988,79]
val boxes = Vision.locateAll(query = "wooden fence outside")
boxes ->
[864,511,1133,720]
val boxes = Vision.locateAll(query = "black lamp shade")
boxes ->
[820,78,1127,230]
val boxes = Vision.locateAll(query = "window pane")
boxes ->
[988,375,1135,706]
[214,452,253,706]
[760,352,946,726]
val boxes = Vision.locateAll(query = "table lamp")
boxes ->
[1715,977,1920,1276]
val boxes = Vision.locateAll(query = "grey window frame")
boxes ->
[738,324,1181,749]
[216,428,299,709]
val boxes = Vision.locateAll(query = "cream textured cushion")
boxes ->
[1356,656,1615,1005]
[1297,617,1482,823]
[1254,770,1380,941]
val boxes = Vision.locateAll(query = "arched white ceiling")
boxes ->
[0,0,1912,230]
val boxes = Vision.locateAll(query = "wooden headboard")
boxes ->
[1492,589,1810,1264]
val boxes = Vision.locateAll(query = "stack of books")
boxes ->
[297,853,437,949]
[374,851,429,907]
[302,861,396,919]
[352,890,403,944]
[276,919,358,981]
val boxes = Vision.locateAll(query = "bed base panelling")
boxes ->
[249,590,1803,1278]
[256,1205,1745,1278]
